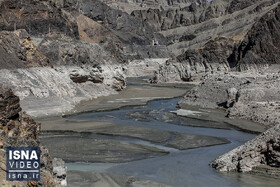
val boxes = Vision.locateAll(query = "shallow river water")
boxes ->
[64,96,280,187]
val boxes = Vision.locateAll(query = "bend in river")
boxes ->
[39,79,280,187]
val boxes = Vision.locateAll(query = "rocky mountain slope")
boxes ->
[0,30,49,69]
[230,3,280,71]
[100,0,206,13]
[0,0,165,116]
[167,2,280,175]
[0,87,66,186]
[132,0,279,55]
[154,1,280,83]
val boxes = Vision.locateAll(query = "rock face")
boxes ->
[37,38,128,66]
[100,0,205,13]
[59,0,163,45]
[0,65,126,117]
[0,0,79,39]
[230,3,280,71]
[177,70,280,175]
[0,30,49,69]
[210,124,280,172]
[0,87,21,119]
[152,37,235,82]
[52,158,67,186]
[131,0,279,55]
[154,2,280,83]
[0,88,63,186]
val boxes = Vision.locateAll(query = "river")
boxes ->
[62,96,280,187]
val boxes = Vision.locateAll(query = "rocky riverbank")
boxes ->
[150,2,280,178]
[210,124,280,172]
[175,70,280,175]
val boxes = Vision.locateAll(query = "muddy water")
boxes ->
[66,97,280,187]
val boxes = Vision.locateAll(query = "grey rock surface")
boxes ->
[0,30,49,69]
[0,65,126,117]
[179,71,280,128]
[53,158,67,186]
[211,124,280,172]
[153,2,280,83]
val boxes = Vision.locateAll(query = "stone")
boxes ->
[226,87,238,108]
[52,158,67,186]
[0,87,62,186]
[0,88,21,119]
[211,124,280,172]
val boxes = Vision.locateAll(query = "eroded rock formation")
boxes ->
[154,2,280,83]
[0,30,49,69]
[211,124,280,172]
[230,3,280,70]
[0,87,65,186]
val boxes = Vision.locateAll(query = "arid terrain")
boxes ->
[0,0,280,186]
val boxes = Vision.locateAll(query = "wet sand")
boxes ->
[67,171,170,187]
[66,85,187,115]
[40,119,229,162]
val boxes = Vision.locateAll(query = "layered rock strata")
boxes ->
[154,2,280,83]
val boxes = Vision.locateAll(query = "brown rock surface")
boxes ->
[0,30,49,69]
[0,88,62,186]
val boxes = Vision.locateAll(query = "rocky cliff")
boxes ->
[0,28,127,117]
[152,37,235,82]
[132,0,279,55]
[0,87,65,186]
[154,2,280,83]
[229,3,280,71]
[100,0,206,13]
[0,30,49,69]
[0,0,79,39]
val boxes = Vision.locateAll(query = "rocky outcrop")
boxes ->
[60,0,163,45]
[152,37,235,82]
[177,70,280,173]
[131,0,228,32]
[37,37,128,66]
[210,124,280,172]
[0,87,21,119]
[0,88,63,186]
[0,0,169,60]
[0,30,49,69]
[52,158,67,186]
[154,2,280,83]
[0,65,126,117]
[0,0,79,39]
[179,71,280,128]
[229,3,280,71]
[100,0,205,13]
